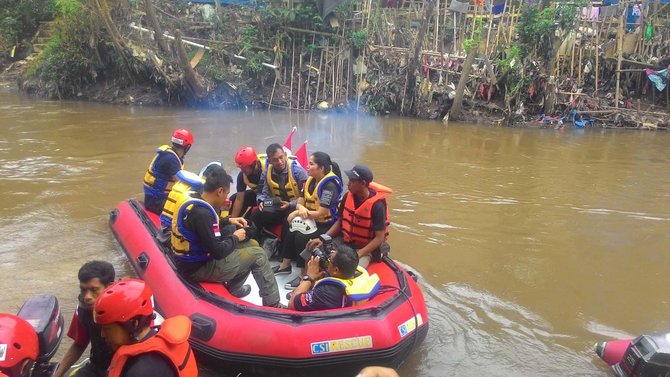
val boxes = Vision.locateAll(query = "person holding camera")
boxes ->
[276,152,344,289]
[288,244,379,311]
[307,164,390,268]
[250,143,308,236]
[170,165,283,308]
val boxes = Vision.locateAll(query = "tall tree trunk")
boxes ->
[144,0,170,55]
[401,0,436,115]
[450,43,479,120]
[174,30,207,100]
[89,0,135,78]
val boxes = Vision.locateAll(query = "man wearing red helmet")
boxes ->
[143,128,194,215]
[94,279,197,377]
[230,146,266,218]
[0,314,39,377]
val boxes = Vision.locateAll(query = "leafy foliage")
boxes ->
[0,0,56,62]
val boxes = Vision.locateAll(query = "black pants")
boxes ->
[279,222,331,268]
[229,190,257,218]
[249,208,289,233]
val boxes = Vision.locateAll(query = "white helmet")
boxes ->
[199,161,222,178]
[289,216,317,235]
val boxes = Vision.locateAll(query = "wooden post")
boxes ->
[615,7,624,108]
[174,30,207,99]
[144,0,170,55]
[401,0,437,114]
[450,42,479,119]
[594,16,602,96]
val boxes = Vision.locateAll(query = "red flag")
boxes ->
[295,140,308,168]
[283,127,296,151]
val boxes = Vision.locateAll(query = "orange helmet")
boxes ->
[0,314,39,374]
[94,279,153,325]
[171,128,194,148]
[235,146,258,168]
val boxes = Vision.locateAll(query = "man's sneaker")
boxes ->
[269,302,288,309]
[284,276,301,290]
[272,265,292,275]
[230,284,251,298]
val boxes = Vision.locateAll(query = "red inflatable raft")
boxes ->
[109,199,428,376]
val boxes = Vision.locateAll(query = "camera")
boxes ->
[244,222,259,242]
[261,197,280,213]
[300,234,333,269]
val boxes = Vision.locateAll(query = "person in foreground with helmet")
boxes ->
[277,151,344,290]
[307,164,390,268]
[53,261,116,377]
[171,166,283,308]
[0,313,39,377]
[230,146,266,218]
[94,279,197,377]
[143,128,194,215]
[250,143,308,237]
[288,244,379,311]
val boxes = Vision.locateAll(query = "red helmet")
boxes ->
[94,279,153,325]
[0,314,39,370]
[235,146,258,168]
[171,128,194,148]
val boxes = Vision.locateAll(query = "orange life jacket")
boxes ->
[107,316,197,377]
[341,190,389,248]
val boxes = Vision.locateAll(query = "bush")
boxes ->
[0,0,56,62]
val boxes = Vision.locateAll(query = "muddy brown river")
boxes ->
[1,88,669,376]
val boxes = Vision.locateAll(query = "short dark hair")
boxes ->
[78,261,115,286]
[332,244,358,277]
[266,143,284,157]
[203,166,233,192]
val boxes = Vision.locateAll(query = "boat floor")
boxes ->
[240,260,301,306]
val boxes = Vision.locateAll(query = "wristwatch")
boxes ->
[301,275,313,282]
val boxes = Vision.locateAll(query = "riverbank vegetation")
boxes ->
[3,0,670,128]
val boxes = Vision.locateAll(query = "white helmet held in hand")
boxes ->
[289,216,317,235]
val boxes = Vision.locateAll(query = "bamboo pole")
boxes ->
[595,18,600,94]
[434,0,440,52]
[615,8,624,108]
[306,33,316,109]
[578,46,583,84]
[297,49,303,109]
[290,38,295,108]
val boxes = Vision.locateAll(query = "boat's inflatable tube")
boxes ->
[110,199,428,376]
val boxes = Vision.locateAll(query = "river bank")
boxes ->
[2,0,670,128]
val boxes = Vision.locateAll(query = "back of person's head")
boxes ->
[266,143,284,157]
[200,161,223,180]
[312,151,342,179]
[203,166,233,193]
[332,244,358,278]
[78,261,115,286]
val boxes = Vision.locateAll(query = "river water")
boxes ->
[1,88,669,376]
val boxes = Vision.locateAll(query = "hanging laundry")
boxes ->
[599,5,618,18]
[602,0,618,5]
[645,67,670,91]
[448,0,470,14]
[486,0,505,14]
[581,7,599,20]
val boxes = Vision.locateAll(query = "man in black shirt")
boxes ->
[53,261,115,377]
[288,244,359,311]
[171,166,282,307]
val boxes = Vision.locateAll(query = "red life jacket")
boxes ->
[107,315,197,377]
[341,191,389,248]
